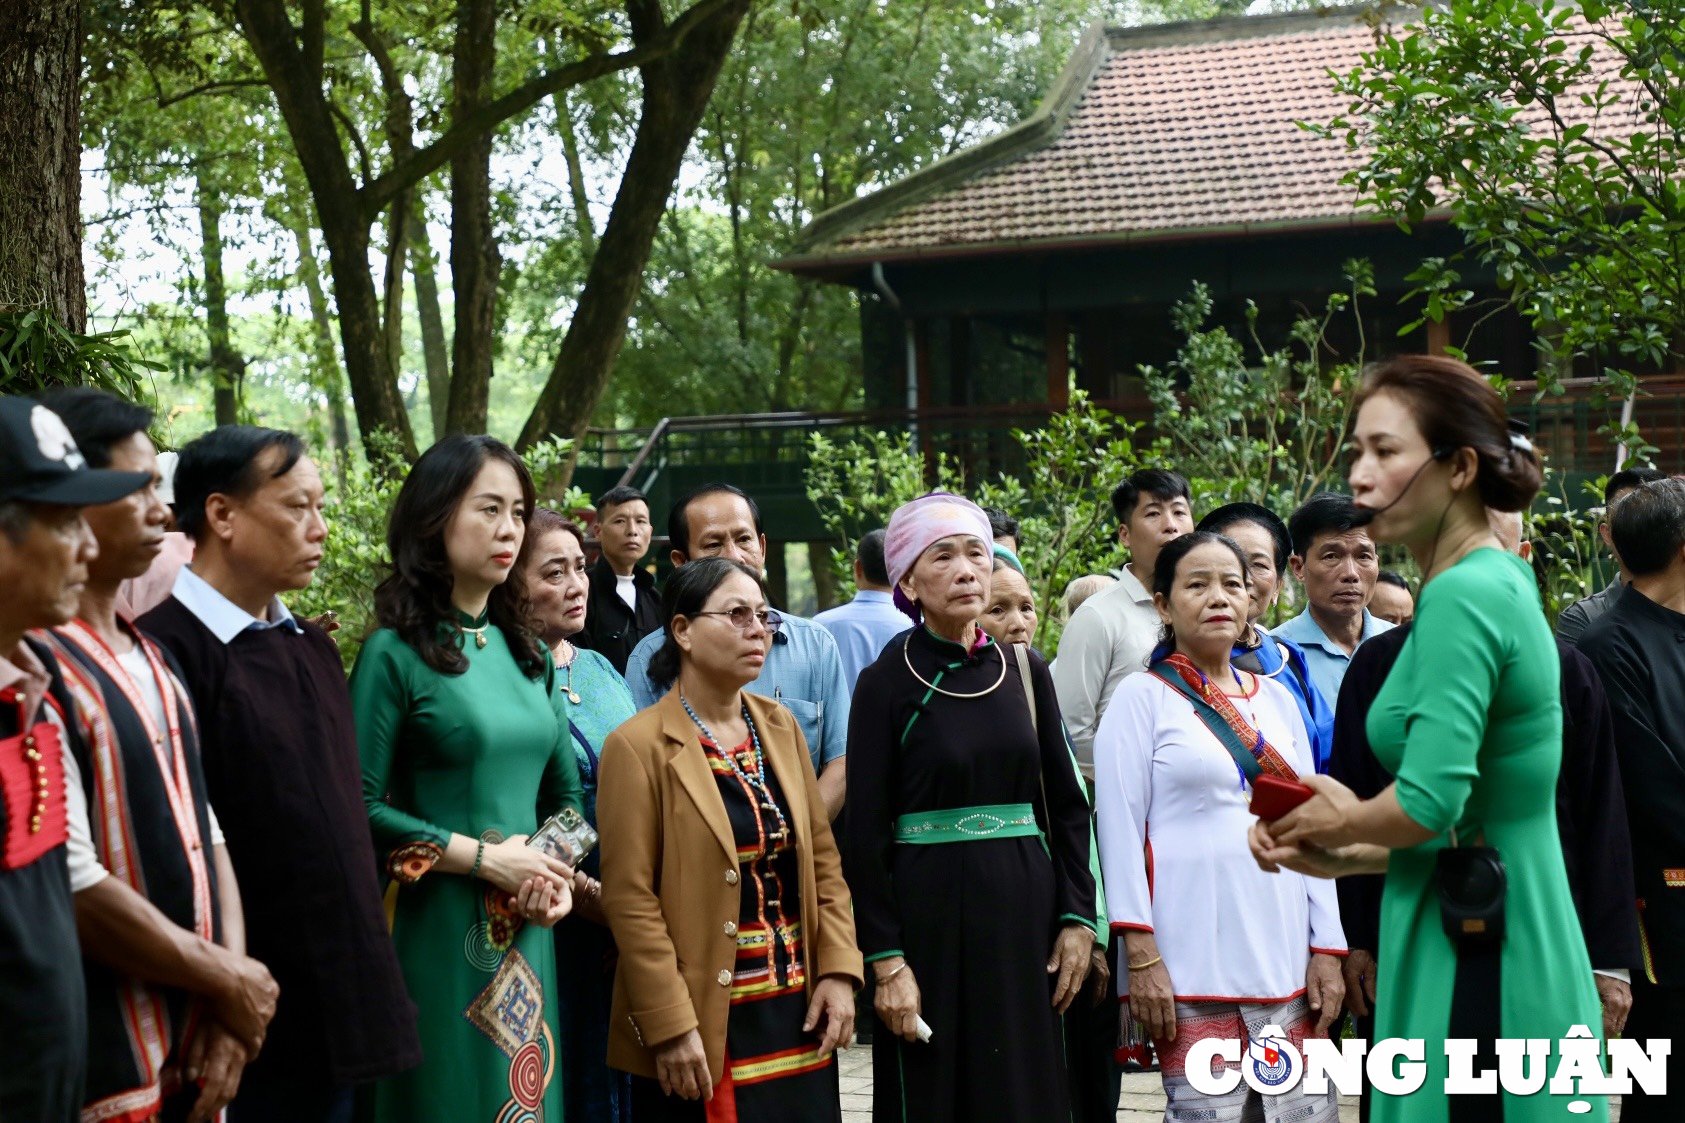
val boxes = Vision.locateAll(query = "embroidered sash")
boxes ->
[45,621,220,1121]
[1149,653,1298,784]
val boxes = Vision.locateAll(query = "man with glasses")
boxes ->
[624,483,851,819]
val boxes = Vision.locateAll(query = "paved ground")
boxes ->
[836,1047,1363,1122]
[840,1048,1625,1121]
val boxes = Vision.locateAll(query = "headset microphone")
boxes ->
[1347,447,1454,528]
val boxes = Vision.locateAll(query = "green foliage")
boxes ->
[1141,262,1376,516]
[1528,473,1607,621]
[805,393,1139,651]
[0,307,162,398]
[288,434,408,668]
[1316,0,1685,459]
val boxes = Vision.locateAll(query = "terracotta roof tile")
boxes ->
[793,11,1642,264]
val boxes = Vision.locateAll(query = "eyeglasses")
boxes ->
[691,606,783,634]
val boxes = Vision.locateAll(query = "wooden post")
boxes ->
[1046,311,1070,409]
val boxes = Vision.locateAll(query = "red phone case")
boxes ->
[1249,775,1315,820]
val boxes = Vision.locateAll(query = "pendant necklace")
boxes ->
[460,622,489,649]
[902,632,1007,699]
[555,640,582,704]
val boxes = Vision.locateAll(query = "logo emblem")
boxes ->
[30,406,85,469]
[1242,1024,1303,1094]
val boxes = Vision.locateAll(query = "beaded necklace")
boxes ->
[680,695,791,843]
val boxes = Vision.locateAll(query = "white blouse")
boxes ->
[1094,668,1346,1003]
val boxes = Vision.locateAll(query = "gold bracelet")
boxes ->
[875,960,909,984]
[1126,955,1162,971]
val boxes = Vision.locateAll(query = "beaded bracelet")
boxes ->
[470,838,486,878]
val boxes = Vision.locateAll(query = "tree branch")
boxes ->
[154,78,274,109]
[301,0,325,81]
[360,0,735,217]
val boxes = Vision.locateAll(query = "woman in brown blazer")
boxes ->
[597,557,861,1121]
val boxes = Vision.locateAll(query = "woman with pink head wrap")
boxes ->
[882,491,994,623]
[841,492,1100,1123]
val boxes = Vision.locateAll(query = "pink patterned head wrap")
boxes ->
[884,491,994,621]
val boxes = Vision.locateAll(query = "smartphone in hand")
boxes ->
[1249,775,1314,821]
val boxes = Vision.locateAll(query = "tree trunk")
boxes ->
[808,540,841,612]
[410,197,452,439]
[446,0,499,436]
[196,175,245,426]
[286,212,353,486]
[382,198,408,387]
[234,0,416,461]
[518,0,751,448]
[764,540,789,612]
[0,0,85,332]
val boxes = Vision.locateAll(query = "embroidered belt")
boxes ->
[894,803,1040,844]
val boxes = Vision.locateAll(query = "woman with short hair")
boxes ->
[844,492,1098,1123]
[350,435,582,1123]
[597,557,859,1121]
[1095,530,1346,1123]
[525,506,639,1122]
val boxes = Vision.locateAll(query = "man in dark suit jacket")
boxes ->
[579,485,661,674]
[1577,479,1685,1123]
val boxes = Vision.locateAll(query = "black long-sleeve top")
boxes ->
[1330,623,1642,973]
[1576,585,1685,985]
[841,627,1096,960]
[139,597,422,1085]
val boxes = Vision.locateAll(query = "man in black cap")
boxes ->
[0,394,152,1121]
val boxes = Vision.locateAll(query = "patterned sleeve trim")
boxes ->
[388,840,445,884]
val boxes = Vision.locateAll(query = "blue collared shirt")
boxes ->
[1270,606,1394,713]
[170,567,304,644]
[812,589,908,691]
[624,608,851,771]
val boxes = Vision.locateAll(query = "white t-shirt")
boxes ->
[1052,566,1162,779]
[615,573,638,613]
[63,643,225,893]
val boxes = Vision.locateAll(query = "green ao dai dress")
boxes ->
[1367,551,1605,1123]
[352,615,584,1123]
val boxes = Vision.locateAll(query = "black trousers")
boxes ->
[1618,978,1684,1123]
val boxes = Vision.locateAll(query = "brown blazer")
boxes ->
[598,689,863,1081]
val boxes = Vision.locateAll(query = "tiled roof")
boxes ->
[779,7,1639,273]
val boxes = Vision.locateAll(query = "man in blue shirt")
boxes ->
[1272,493,1394,709]
[814,529,906,690]
[624,483,852,819]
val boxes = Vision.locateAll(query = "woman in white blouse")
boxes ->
[1093,531,1345,1122]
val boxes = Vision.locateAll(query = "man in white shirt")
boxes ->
[1054,469,1195,779]
[579,484,662,674]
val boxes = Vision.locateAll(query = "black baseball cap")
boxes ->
[0,396,151,505]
